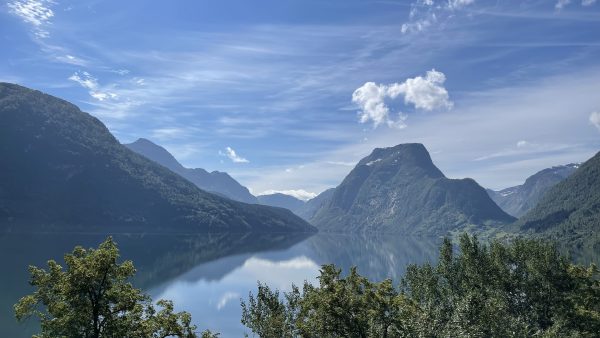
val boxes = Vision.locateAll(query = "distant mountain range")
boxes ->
[0,83,314,233]
[257,193,305,212]
[487,164,579,217]
[125,138,258,204]
[513,151,600,258]
[309,144,515,234]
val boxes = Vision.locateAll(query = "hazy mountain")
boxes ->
[125,138,258,204]
[257,193,305,212]
[514,151,600,257]
[487,163,579,217]
[296,188,335,221]
[311,143,515,234]
[0,83,314,233]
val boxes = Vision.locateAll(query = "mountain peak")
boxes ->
[125,138,183,171]
[358,143,444,178]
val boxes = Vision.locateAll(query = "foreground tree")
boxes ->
[241,234,600,338]
[14,237,217,338]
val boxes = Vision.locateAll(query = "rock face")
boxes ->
[487,164,579,217]
[514,152,600,253]
[125,138,258,204]
[296,188,335,221]
[257,193,305,213]
[0,83,315,233]
[310,143,515,234]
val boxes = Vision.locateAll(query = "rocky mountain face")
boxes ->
[514,152,599,257]
[0,83,314,233]
[487,163,579,217]
[296,188,335,221]
[310,143,515,234]
[125,138,258,204]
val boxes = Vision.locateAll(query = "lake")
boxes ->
[0,231,441,337]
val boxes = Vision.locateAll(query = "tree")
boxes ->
[14,237,211,338]
[241,234,600,337]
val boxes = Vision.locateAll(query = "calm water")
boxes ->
[0,231,441,337]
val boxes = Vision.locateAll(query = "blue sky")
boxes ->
[2,0,600,199]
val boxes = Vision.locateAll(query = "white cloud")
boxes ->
[516,140,529,148]
[590,112,600,131]
[555,0,571,9]
[448,0,475,9]
[582,0,597,5]
[352,69,452,128]
[216,292,240,310]
[402,0,475,34]
[68,71,117,101]
[8,0,55,38]
[220,146,249,163]
[258,189,317,201]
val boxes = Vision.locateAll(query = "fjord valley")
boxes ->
[3,0,600,336]
[0,83,313,233]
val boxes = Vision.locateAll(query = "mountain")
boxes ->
[257,193,305,213]
[296,188,335,221]
[487,163,579,217]
[125,138,258,204]
[310,143,515,234]
[0,83,314,233]
[514,152,600,257]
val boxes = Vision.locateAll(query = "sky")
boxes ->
[2,0,600,199]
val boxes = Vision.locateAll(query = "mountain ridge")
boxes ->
[310,143,515,234]
[0,82,314,233]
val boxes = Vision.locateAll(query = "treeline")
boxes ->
[242,234,600,337]
[15,235,600,337]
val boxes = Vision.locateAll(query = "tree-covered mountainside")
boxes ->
[487,163,579,217]
[0,83,314,233]
[257,193,305,213]
[311,144,515,234]
[296,188,335,221]
[514,151,600,256]
[125,138,259,204]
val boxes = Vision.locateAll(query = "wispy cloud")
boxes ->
[216,292,240,310]
[7,0,55,38]
[68,71,117,101]
[402,0,476,34]
[220,147,249,163]
[352,69,452,129]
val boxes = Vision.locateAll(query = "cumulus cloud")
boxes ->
[258,189,317,201]
[352,69,452,128]
[590,112,600,131]
[448,0,475,9]
[68,71,117,101]
[8,0,55,38]
[220,146,249,163]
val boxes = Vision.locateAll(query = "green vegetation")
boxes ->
[515,151,600,260]
[14,237,218,338]
[311,144,515,235]
[241,234,600,337]
[0,82,314,233]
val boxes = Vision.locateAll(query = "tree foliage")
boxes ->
[14,237,216,338]
[241,234,600,337]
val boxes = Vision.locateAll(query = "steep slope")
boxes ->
[0,83,314,233]
[257,193,305,213]
[296,188,335,221]
[125,138,258,204]
[514,152,600,254]
[487,164,579,217]
[311,144,515,234]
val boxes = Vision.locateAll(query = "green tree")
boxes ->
[14,237,213,338]
[241,234,600,338]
